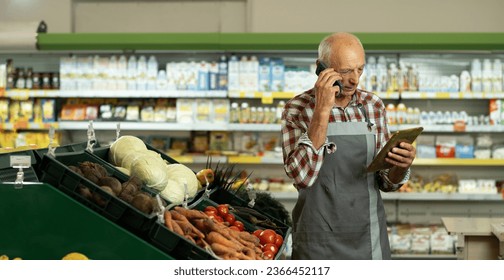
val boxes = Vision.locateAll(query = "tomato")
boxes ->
[262,251,274,260]
[228,225,240,231]
[224,213,236,224]
[274,234,284,248]
[213,215,224,223]
[216,204,229,217]
[259,229,276,245]
[253,229,263,238]
[204,209,218,217]
[232,220,244,231]
[204,206,217,213]
[206,212,223,223]
[262,243,278,255]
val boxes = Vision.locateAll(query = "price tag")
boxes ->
[10,155,31,168]
[453,120,466,132]
[261,92,273,104]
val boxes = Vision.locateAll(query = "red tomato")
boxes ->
[262,251,274,260]
[232,220,244,231]
[274,234,284,248]
[206,212,224,223]
[204,211,216,218]
[214,215,224,223]
[224,213,236,224]
[253,229,263,238]
[262,243,278,255]
[259,229,276,245]
[204,206,217,213]
[204,209,217,217]
[216,204,229,217]
[228,225,240,231]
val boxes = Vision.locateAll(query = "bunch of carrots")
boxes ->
[164,206,275,260]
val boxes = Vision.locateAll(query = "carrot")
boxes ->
[171,219,184,236]
[174,220,192,235]
[164,210,173,231]
[171,211,206,239]
[206,231,243,252]
[174,206,208,220]
[236,252,253,260]
[243,247,256,259]
[210,242,240,259]
[192,218,210,234]
[185,235,196,244]
[229,230,259,248]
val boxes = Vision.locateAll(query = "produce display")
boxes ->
[0,135,292,260]
[69,161,162,215]
[162,206,277,260]
[108,135,200,204]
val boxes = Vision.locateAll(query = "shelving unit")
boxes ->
[2,33,504,260]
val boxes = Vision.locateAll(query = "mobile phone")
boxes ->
[315,61,343,93]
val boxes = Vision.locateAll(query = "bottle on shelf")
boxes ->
[15,68,25,89]
[25,67,34,89]
[276,101,285,124]
[230,102,239,123]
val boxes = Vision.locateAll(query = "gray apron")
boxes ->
[291,107,391,260]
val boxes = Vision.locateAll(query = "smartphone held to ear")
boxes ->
[315,61,343,96]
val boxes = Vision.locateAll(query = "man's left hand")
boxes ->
[385,142,416,170]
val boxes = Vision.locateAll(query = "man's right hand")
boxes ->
[314,67,342,113]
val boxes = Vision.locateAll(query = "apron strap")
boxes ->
[358,103,374,131]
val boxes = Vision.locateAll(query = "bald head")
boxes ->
[318,32,364,65]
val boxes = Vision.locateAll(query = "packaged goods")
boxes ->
[435,136,456,158]
[455,135,474,158]
[195,99,212,122]
[176,99,194,123]
[259,57,271,91]
[217,55,228,90]
[270,58,285,92]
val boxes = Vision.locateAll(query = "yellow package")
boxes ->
[19,99,34,122]
[0,99,9,122]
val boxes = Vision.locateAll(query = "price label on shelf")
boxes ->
[261,92,273,104]
[10,155,31,168]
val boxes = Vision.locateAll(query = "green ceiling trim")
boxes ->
[36,32,504,51]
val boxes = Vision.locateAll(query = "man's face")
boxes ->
[330,45,366,96]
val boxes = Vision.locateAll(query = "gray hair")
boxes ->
[317,34,333,65]
[317,32,364,65]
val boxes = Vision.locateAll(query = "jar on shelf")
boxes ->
[230,102,239,123]
[240,102,250,123]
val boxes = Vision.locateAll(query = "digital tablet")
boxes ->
[367,126,424,173]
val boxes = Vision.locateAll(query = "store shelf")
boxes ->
[37,33,504,51]
[270,191,503,201]
[58,121,281,132]
[381,192,503,201]
[228,155,282,164]
[172,155,227,164]
[413,158,504,166]
[58,121,229,131]
[0,122,58,131]
[228,90,297,100]
[5,89,504,100]
[227,123,281,131]
[171,155,283,164]
[389,124,504,133]
[5,89,227,99]
[400,91,504,99]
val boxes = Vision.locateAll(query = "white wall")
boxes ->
[1,0,504,33]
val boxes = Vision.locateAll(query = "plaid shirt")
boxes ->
[281,88,410,191]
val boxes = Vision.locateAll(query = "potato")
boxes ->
[97,176,122,195]
[92,186,115,208]
[131,193,154,215]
